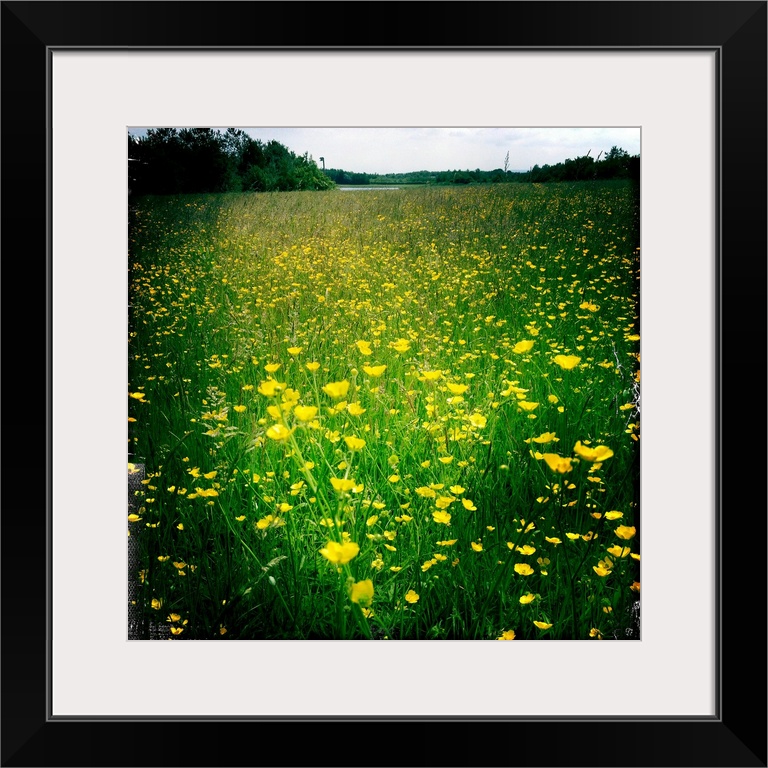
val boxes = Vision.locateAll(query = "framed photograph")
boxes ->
[3,1,765,765]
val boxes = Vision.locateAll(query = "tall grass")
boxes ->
[128,182,640,640]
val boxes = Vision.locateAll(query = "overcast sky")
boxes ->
[129,127,640,175]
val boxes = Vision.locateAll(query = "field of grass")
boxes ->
[128,181,640,640]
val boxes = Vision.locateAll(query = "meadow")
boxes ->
[128,181,640,640]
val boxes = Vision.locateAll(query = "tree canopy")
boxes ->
[128,128,335,195]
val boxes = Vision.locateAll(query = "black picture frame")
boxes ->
[3,2,766,766]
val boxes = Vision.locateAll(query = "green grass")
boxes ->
[128,181,640,640]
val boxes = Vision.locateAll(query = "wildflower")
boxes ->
[435,496,456,509]
[436,539,458,546]
[349,579,374,606]
[264,363,281,373]
[128,392,146,400]
[323,380,350,399]
[450,485,465,495]
[533,621,553,630]
[405,590,420,604]
[471,541,483,552]
[344,436,366,451]
[547,394,559,404]
[347,402,366,416]
[553,354,581,370]
[233,405,247,413]
[607,545,632,558]
[389,339,411,353]
[170,627,184,636]
[366,515,379,527]
[293,405,318,422]
[287,346,302,355]
[512,340,534,354]
[127,514,142,522]
[593,563,612,577]
[319,540,360,564]
[415,486,437,498]
[151,598,162,610]
[330,477,356,493]
[461,499,477,511]
[446,382,468,395]
[542,453,573,473]
[419,370,442,382]
[615,525,637,540]
[306,362,321,372]
[266,424,293,441]
[514,563,534,576]
[589,628,603,639]
[545,536,562,545]
[468,413,487,428]
[573,441,614,462]
[519,593,536,605]
[497,629,516,640]
[432,510,451,525]
[258,379,284,397]
[438,456,453,464]
[525,432,558,444]
[362,364,387,377]
[355,340,373,356]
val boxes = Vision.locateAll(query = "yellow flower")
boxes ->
[519,593,536,605]
[287,346,302,355]
[615,525,637,540]
[294,405,318,422]
[306,362,321,372]
[542,453,573,473]
[604,510,623,520]
[435,496,456,509]
[319,540,360,564]
[264,363,281,373]
[128,391,146,400]
[389,338,411,353]
[461,498,477,511]
[349,579,374,606]
[419,370,442,382]
[547,394,559,404]
[514,563,534,576]
[258,379,284,397]
[362,364,387,378]
[323,380,350,399]
[468,413,487,428]
[432,510,452,525]
[593,564,612,577]
[518,401,539,412]
[347,402,366,416]
[471,541,483,552]
[512,340,535,354]
[438,456,453,464]
[233,404,247,413]
[151,598,163,610]
[355,340,373,356]
[533,621,553,630]
[450,485,465,495]
[436,539,458,546]
[266,423,293,441]
[545,536,562,545]
[446,382,468,395]
[415,486,437,498]
[127,514,142,522]
[169,627,184,636]
[607,545,632,558]
[366,515,379,527]
[330,477,356,493]
[553,354,581,370]
[497,629,516,640]
[344,435,366,451]
[404,589,420,604]
[525,432,558,444]
[573,441,614,462]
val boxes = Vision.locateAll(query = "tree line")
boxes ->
[128,129,638,194]
[128,128,334,195]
